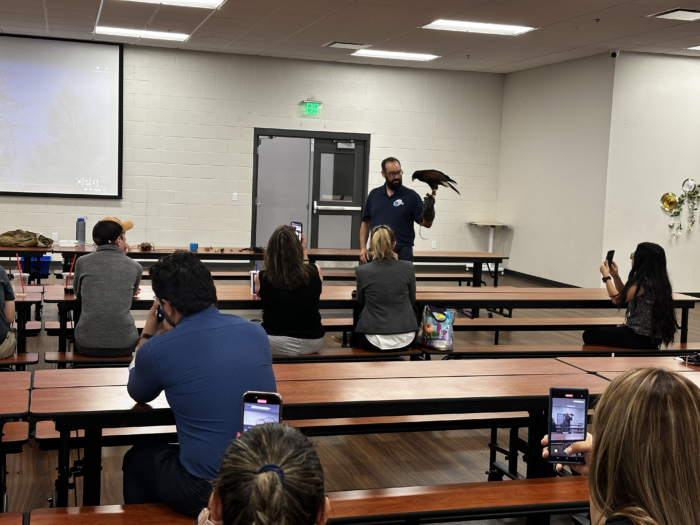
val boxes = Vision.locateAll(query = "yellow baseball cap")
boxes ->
[99,216,134,232]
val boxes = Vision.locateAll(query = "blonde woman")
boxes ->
[543,368,700,525]
[354,225,417,352]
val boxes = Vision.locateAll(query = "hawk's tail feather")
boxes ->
[446,181,461,195]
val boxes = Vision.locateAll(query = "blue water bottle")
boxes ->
[76,217,86,245]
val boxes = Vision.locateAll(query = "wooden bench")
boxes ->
[328,476,589,524]
[2,422,29,454]
[0,352,39,369]
[11,321,41,337]
[34,421,179,450]
[44,320,147,337]
[0,514,22,525]
[453,317,624,344]
[30,503,192,524]
[43,346,424,368]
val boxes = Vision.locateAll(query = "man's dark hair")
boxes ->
[92,221,122,246]
[381,157,401,172]
[150,250,217,317]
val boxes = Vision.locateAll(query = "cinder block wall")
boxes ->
[1,47,503,253]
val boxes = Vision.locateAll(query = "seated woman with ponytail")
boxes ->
[583,242,677,350]
[197,423,330,525]
[354,225,418,352]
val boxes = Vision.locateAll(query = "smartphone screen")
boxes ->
[606,250,615,265]
[291,221,303,241]
[548,387,588,464]
[241,391,282,433]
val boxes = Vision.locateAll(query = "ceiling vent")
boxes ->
[324,42,371,50]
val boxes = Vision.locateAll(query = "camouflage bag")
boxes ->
[0,229,53,248]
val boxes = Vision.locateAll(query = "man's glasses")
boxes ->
[385,170,403,177]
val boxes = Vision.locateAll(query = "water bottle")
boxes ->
[76,217,86,245]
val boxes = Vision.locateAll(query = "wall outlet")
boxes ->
[232,193,238,201]
[431,241,437,249]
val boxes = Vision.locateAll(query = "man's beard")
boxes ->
[387,178,402,191]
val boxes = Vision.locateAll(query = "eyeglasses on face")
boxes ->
[630,252,635,260]
[384,170,403,177]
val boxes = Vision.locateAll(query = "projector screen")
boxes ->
[0,36,122,198]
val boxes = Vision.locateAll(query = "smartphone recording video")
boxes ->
[291,221,303,241]
[606,250,615,266]
[241,391,282,433]
[548,387,589,464]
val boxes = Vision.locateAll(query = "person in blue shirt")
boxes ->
[360,157,434,263]
[123,250,276,516]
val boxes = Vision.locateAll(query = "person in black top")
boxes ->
[360,157,434,263]
[583,242,677,349]
[542,368,700,525]
[255,225,324,356]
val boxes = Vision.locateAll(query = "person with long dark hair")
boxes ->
[583,242,677,349]
[255,225,324,356]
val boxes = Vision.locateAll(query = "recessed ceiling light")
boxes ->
[325,42,371,50]
[116,0,225,7]
[650,8,700,21]
[96,26,190,41]
[423,19,536,36]
[351,49,439,61]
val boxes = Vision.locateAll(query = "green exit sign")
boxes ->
[303,100,322,115]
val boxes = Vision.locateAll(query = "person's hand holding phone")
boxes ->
[541,433,593,475]
[300,232,307,247]
[144,300,173,338]
[608,261,619,278]
[599,260,610,277]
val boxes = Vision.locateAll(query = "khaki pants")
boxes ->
[0,327,17,359]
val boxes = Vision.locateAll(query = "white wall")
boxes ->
[497,54,616,286]
[605,53,700,293]
[0,47,504,254]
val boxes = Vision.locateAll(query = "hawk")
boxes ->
[411,169,460,195]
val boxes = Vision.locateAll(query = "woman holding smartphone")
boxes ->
[255,225,324,356]
[583,242,677,349]
[543,368,700,525]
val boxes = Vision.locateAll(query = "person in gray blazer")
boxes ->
[355,225,418,352]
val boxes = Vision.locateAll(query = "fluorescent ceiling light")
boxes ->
[351,49,439,61]
[688,45,700,50]
[96,26,189,41]
[423,19,536,36]
[325,41,371,50]
[651,9,700,21]
[116,0,225,7]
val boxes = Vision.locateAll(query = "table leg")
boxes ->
[58,308,68,355]
[82,428,102,506]
[493,262,499,287]
[15,306,27,370]
[681,308,689,344]
[472,262,483,318]
[55,429,71,507]
[525,410,551,525]
[0,421,6,514]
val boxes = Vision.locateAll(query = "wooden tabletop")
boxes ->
[0,514,23,525]
[601,370,700,383]
[30,504,192,525]
[1,390,30,419]
[558,357,700,373]
[32,359,585,389]
[0,372,31,390]
[0,246,50,254]
[12,292,42,304]
[30,374,611,420]
[273,359,584,382]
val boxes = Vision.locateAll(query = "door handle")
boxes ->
[315,205,361,211]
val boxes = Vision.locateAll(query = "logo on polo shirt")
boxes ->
[393,199,404,207]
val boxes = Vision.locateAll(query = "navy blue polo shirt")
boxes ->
[362,184,424,247]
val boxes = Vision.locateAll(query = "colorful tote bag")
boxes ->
[416,305,472,352]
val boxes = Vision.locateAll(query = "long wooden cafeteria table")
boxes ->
[53,246,508,287]
[1,384,30,513]
[557,356,700,374]
[30,363,609,508]
[32,359,586,389]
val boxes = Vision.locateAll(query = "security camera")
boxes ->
[610,50,620,58]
